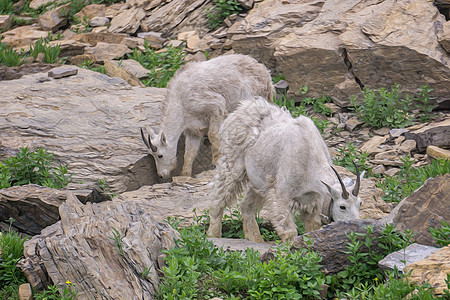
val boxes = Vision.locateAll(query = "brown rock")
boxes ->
[89,16,109,27]
[48,66,78,78]
[405,119,450,152]
[119,59,149,79]
[344,118,363,131]
[427,145,450,160]
[404,246,450,295]
[360,136,388,155]
[104,60,144,87]
[72,32,128,46]
[74,4,106,21]
[122,36,145,49]
[70,53,96,65]
[373,127,390,136]
[18,192,179,297]
[108,7,146,34]
[0,184,109,235]
[186,34,200,49]
[399,139,417,154]
[178,30,198,41]
[29,0,55,10]
[292,219,386,274]
[84,42,132,62]
[0,15,12,31]
[18,283,32,300]
[137,31,166,49]
[1,25,48,48]
[439,21,450,53]
[384,167,400,177]
[0,63,59,81]
[229,0,449,108]
[382,174,450,246]
[140,0,211,36]
[38,4,69,32]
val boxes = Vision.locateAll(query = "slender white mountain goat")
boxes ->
[140,54,274,179]
[207,97,363,243]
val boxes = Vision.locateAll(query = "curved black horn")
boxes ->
[140,128,157,152]
[352,161,361,196]
[330,165,349,199]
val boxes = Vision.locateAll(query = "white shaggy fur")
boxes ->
[141,54,274,179]
[207,97,363,243]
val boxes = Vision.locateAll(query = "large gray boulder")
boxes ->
[18,192,179,299]
[229,0,450,108]
[0,66,212,194]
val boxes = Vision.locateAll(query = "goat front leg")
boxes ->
[180,132,202,177]
[241,187,264,243]
[264,190,298,243]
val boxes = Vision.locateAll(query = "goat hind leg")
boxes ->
[180,132,202,177]
[241,187,264,243]
[207,116,224,166]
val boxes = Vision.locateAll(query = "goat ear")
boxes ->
[160,132,166,145]
[321,181,341,199]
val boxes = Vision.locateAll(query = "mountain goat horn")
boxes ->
[352,161,361,196]
[140,128,157,152]
[330,165,349,199]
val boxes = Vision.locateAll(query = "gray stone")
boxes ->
[119,59,149,79]
[373,127,390,136]
[84,41,131,62]
[399,139,417,153]
[378,243,439,273]
[228,0,449,108]
[360,136,387,155]
[18,192,179,297]
[137,31,166,49]
[89,16,109,27]
[0,67,212,194]
[439,21,450,53]
[382,174,450,246]
[108,7,146,34]
[38,4,69,32]
[405,119,450,152]
[210,238,272,254]
[0,15,12,31]
[48,66,78,79]
[0,184,110,235]
[292,219,385,274]
[390,128,410,138]
[384,167,400,177]
[18,283,32,300]
[344,118,363,132]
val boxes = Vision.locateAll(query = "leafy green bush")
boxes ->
[158,213,324,299]
[351,84,413,129]
[207,0,244,30]
[34,282,78,300]
[128,44,185,88]
[378,157,449,202]
[430,220,450,247]
[415,85,438,122]
[0,220,28,299]
[0,40,25,66]
[333,143,371,175]
[0,0,14,14]
[43,43,61,63]
[0,147,72,189]
[79,59,106,74]
[328,224,413,297]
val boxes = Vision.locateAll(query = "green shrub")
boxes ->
[79,59,106,74]
[34,282,78,300]
[333,143,371,175]
[0,220,28,298]
[159,213,324,299]
[351,84,413,129]
[207,0,244,30]
[415,85,438,122]
[128,44,185,88]
[43,43,61,63]
[430,220,450,247]
[0,0,14,14]
[328,224,413,297]
[0,147,72,189]
[0,44,25,67]
[378,157,449,202]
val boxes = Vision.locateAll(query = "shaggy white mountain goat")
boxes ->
[207,97,363,243]
[140,54,274,179]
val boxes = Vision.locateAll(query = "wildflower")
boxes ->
[66,280,72,285]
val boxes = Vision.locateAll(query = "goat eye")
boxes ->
[157,154,163,158]
[339,205,346,211]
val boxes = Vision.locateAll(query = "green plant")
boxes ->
[79,59,106,74]
[0,45,25,67]
[158,212,324,299]
[415,85,438,122]
[430,220,450,247]
[351,84,413,129]
[300,86,334,116]
[333,143,371,175]
[207,0,244,30]
[0,219,28,298]
[34,281,78,300]
[29,38,47,59]
[271,73,286,84]
[378,157,449,202]
[0,0,14,14]
[129,44,185,88]
[96,178,115,198]
[109,227,124,256]
[328,224,413,297]
[0,147,72,189]
[43,43,61,63]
